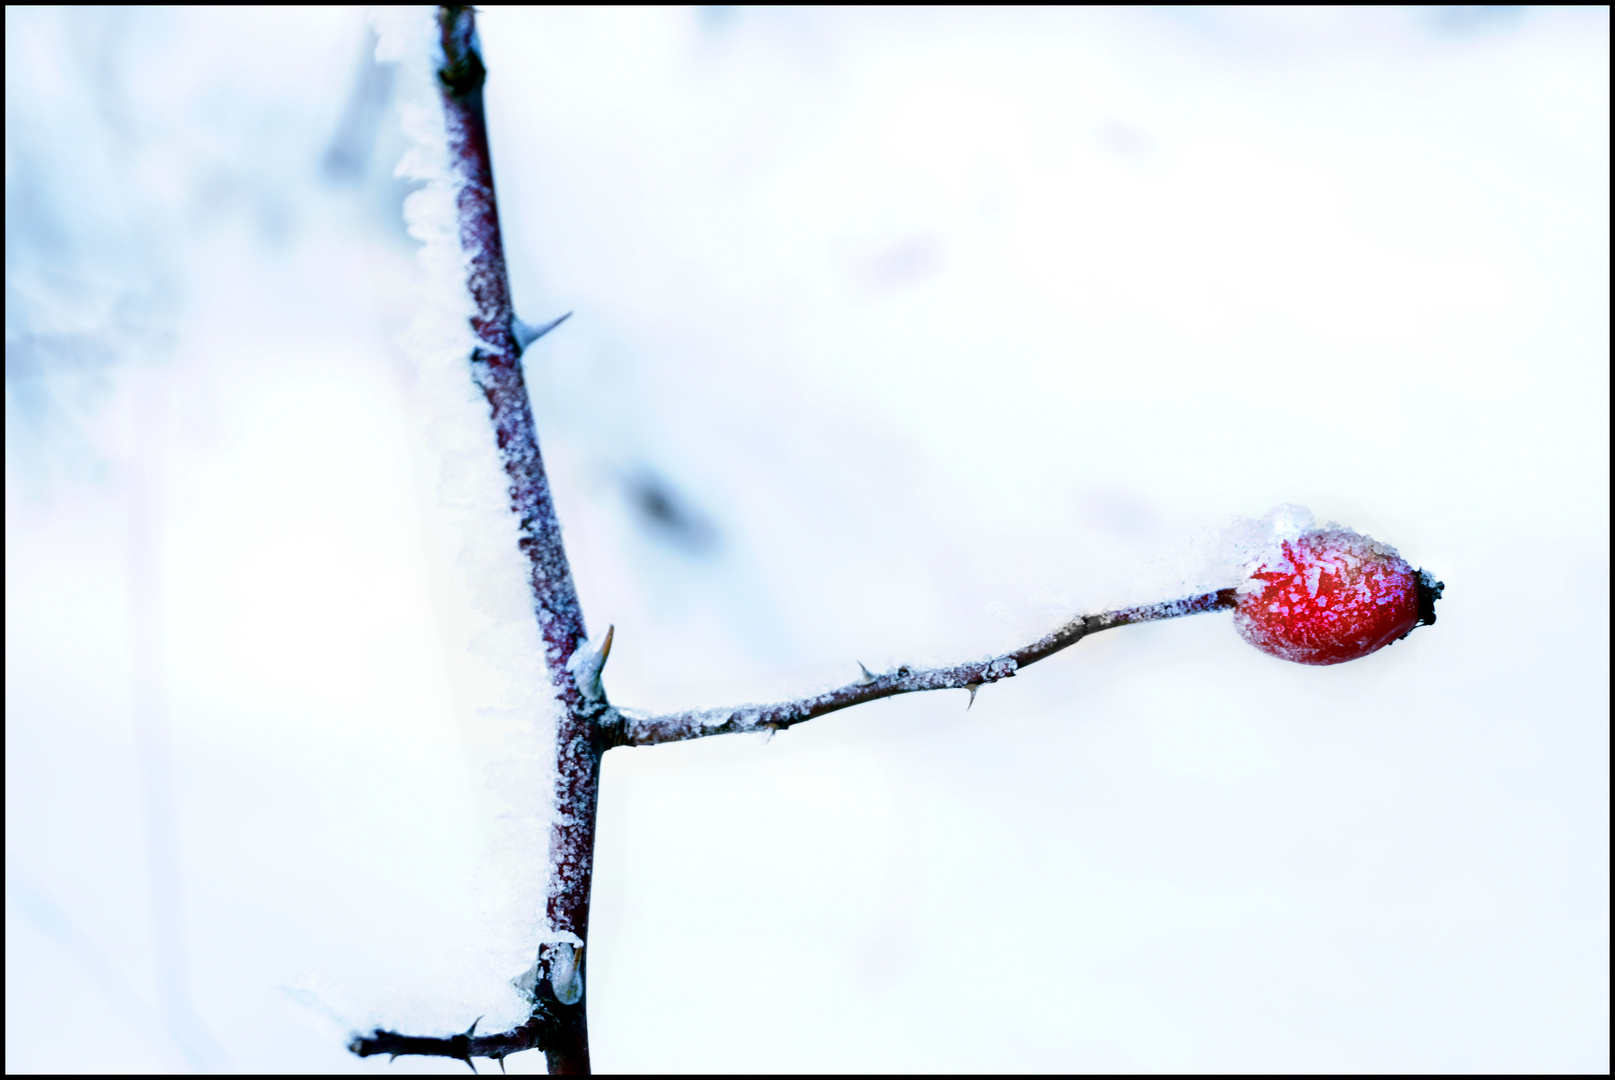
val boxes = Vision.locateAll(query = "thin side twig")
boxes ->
[617,590,1237,746]
[348,1013,549,1073]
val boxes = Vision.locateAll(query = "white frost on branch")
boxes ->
[372,4,560,1028]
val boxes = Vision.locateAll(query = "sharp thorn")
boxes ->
[465,1016,482,1037]
[498,1056,508,1075]
[512,311,573,352]
[857,661,876,685]
[966,682,981,710]
[571,629,613,702]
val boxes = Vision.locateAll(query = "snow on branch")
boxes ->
[360,7,597,1073]
[434,4,589,690]
[615,590,1238,747]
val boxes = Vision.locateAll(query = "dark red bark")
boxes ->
[439,5,596,1072]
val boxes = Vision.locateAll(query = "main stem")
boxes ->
[438,7,596,1073]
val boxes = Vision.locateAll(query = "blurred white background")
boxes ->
[6,5,1608,1073]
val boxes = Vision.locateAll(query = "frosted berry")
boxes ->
[1233,527,1442,666]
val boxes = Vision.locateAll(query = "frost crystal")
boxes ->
[372,4,562,1003]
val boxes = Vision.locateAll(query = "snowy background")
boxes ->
[6,5,1609,1073]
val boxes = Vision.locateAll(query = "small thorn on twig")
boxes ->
[496,1055,507,1074]
[600,624,614,664]
[965,682,981,710]
[858,661,876,685]
[511,311,573,353]
[465,1016,482,1038]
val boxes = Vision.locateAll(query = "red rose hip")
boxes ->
[1233,527,1440,665]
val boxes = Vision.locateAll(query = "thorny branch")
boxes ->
[614,591,1238,746]
[362,5,598,1074]
[349,1014,550,1074]
[358,6,1245,1075]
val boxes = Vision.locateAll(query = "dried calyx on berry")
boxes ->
[1414,568,1445,629]
[1232,523,1443,666]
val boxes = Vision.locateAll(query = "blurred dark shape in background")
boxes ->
[626,468,720,557]
[1431,6,1525,36]
[323,25,397,185]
